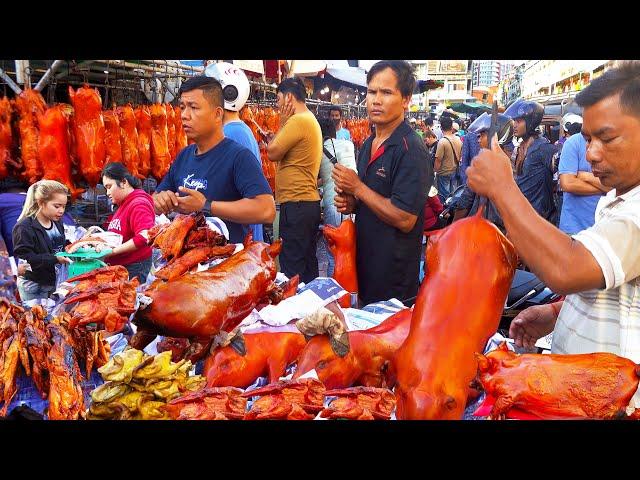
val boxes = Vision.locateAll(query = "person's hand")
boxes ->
[153,190,180,215]
[509,303,559,350]
[57,256,72,265]
[279,96,295,125]
[175,187,206,214]
[332,164,363,196]
[466,133,515,200]
[334,193,356,214]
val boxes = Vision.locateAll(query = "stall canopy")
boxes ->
[449,101,493,114]
[325,66,367,88]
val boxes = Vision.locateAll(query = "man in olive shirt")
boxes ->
[267,77,322,283]
[434,115,462,202]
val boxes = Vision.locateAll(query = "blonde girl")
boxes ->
[12,180,71,303]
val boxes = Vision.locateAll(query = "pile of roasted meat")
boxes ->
[0,299,110,419]
[0,86,188,195]
[63,265,139,333]
[146,211,233,282]
[88,348,205,420]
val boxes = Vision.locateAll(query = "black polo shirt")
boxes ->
[355,121,433,305]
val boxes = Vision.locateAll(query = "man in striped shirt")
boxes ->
[466,61,640,410]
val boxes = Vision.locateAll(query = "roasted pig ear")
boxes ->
[475,352,490,373]
[267,239,282,258]
[243,231,254,248]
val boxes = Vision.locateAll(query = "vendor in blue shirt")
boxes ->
[153,76,275,244]
[329,106,352,141]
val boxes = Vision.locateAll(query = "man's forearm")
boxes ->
[211,196,276,224]
[492,183,605,294]
[560,175,605,195]
[576,171,610,193]
[355,184,416,233]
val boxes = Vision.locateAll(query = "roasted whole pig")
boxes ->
[149,103,171,181]
[323,218,358,308]
[155,245,236,281]
[391,209,517,420]
[15,89,47,184]
[134,105,152,178]
[116,104,141,179]
[164,387,247,420]
[47,322,85,420]
[102,108,123,163]
[293,308,412,389]
[37,104,84,200]
[320,387,396,420]
[0,96,18,180]
[68,85,106,187]
[243,378,325,420]
[135,235,282,357]
[476,342,640,420]
[205,331,306,388]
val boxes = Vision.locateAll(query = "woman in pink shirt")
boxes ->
[102,163,155,283]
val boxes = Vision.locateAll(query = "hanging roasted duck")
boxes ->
[15,89,47,184]
[149,103,171,181]
[204,331,306,389]
[116,104,141,179]
[135,105,152,178]
[391,208,517,420]
[37,105,84,200]
[0,96,19,180]
[475,342,640,420]
[102,108,123,164]
[174,105,188,154]
[293,308,412,389]
[68,85,106,187]
[166,103,177,161]
[323,218,357,308]
[133,233,282,363]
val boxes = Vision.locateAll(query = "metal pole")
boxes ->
[0,67,22,94]
[34,60,65,91]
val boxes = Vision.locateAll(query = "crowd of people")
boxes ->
[2,59,640,400]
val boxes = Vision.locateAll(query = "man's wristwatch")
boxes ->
[203,200,212,215]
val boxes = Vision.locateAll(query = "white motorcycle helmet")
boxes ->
[561,113,583,133]
[204,62,251,112]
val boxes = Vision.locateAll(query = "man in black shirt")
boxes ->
[332,61,433,306]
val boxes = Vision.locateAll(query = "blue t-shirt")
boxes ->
[336,128,351,141]
[156,139,272,244]
[223,121,265,242]
[224,121,262,166]
[558,133,602,235]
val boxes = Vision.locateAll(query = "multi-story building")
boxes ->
[412,60,473,109]
[472,60,502,88]
[520,60,616,103]
[497,62,525,107]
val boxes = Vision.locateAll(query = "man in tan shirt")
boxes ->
[267,77,322,282]
[434,115,462,202]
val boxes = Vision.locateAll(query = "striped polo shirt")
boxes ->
[552,183,640,408]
